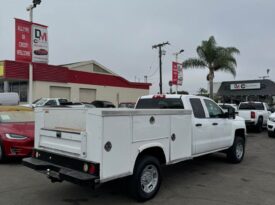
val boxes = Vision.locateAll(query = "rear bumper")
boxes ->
[245,120,257,127]
[23,157,99,185]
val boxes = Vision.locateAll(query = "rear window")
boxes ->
[239,103,264,110]
[135,98,184,109]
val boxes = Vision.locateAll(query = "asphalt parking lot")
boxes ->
[1,131,275,205]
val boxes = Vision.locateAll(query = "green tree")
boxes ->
[183,36,240,99]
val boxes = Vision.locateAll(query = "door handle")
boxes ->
[195,123,202,127]
[212,123,218,126]
[171,133,176,141]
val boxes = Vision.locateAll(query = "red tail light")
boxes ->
[83,163,96,175]
[251,111,256,119]
[153,94,166,99]
[89,164,96,174]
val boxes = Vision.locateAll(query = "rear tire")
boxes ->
[129,156,161,202]
[227,136,245,163]
[256,117,263,133]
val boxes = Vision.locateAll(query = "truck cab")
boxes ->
[136,94,246,155]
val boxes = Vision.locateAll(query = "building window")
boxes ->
[9,81,28,102]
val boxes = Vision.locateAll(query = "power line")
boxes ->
[147,66,159,78]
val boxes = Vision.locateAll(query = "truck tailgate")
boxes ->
[38,128,86,157]
[238,110,252,120]
[35,108,87,158]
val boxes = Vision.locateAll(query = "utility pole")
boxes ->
[172,49,184,94]
[152,41,170,94]
[26,0,41,105]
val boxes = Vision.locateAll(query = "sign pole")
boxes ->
[27,5,34,105]
[175,54,178,94]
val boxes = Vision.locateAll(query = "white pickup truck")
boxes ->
[238,101,270,132]
[23,94,246,201]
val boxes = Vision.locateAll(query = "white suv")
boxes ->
[267,113,275,137]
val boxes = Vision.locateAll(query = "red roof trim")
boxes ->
[3,60,150,90]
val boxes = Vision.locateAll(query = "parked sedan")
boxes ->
[0,106,34,161]
[91,100,115,108]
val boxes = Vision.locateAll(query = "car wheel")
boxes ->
[129,155,161,202]
[0,142,5,162]
[256,117,263,133]
[268,131,275,138]
[227,136,245,163]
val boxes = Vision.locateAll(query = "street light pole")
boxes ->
[172,49,184,94]
[27,4,34,105]
[152,41,170,94]
[26,0,41,105]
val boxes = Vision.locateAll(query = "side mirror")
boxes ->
[228,107,236,119]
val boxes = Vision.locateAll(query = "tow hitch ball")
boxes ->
[46,168,63,183]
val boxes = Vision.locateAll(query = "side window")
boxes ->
[45,100,57,106]
[190,98,206,118]
[59,99,68,105]
[204,99,223,118]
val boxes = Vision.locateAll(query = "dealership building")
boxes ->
[216,79,275,105]
[0,60,150,105]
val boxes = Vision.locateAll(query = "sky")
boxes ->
[0,0,275,94]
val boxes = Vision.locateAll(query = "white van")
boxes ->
[0,92,19,105]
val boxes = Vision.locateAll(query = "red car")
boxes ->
[0,106,34,161]
[34,49,48,55]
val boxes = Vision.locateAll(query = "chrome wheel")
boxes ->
[140,164,159,194]
[236,143,244,159]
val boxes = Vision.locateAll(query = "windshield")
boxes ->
[32,98,41,104]
[239,103,264,110]
[35,98,48,106]
[0,111,34,123]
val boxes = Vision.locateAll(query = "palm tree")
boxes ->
[183,36,240,99]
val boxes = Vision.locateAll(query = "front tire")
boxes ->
[0,142,5,162]
[227,136,245,163]
[129,156,161,202]
[268,131,275,138]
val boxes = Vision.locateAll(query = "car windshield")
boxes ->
[239,103,264,110]
[35,98,48,106]
[0,111,34,123]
